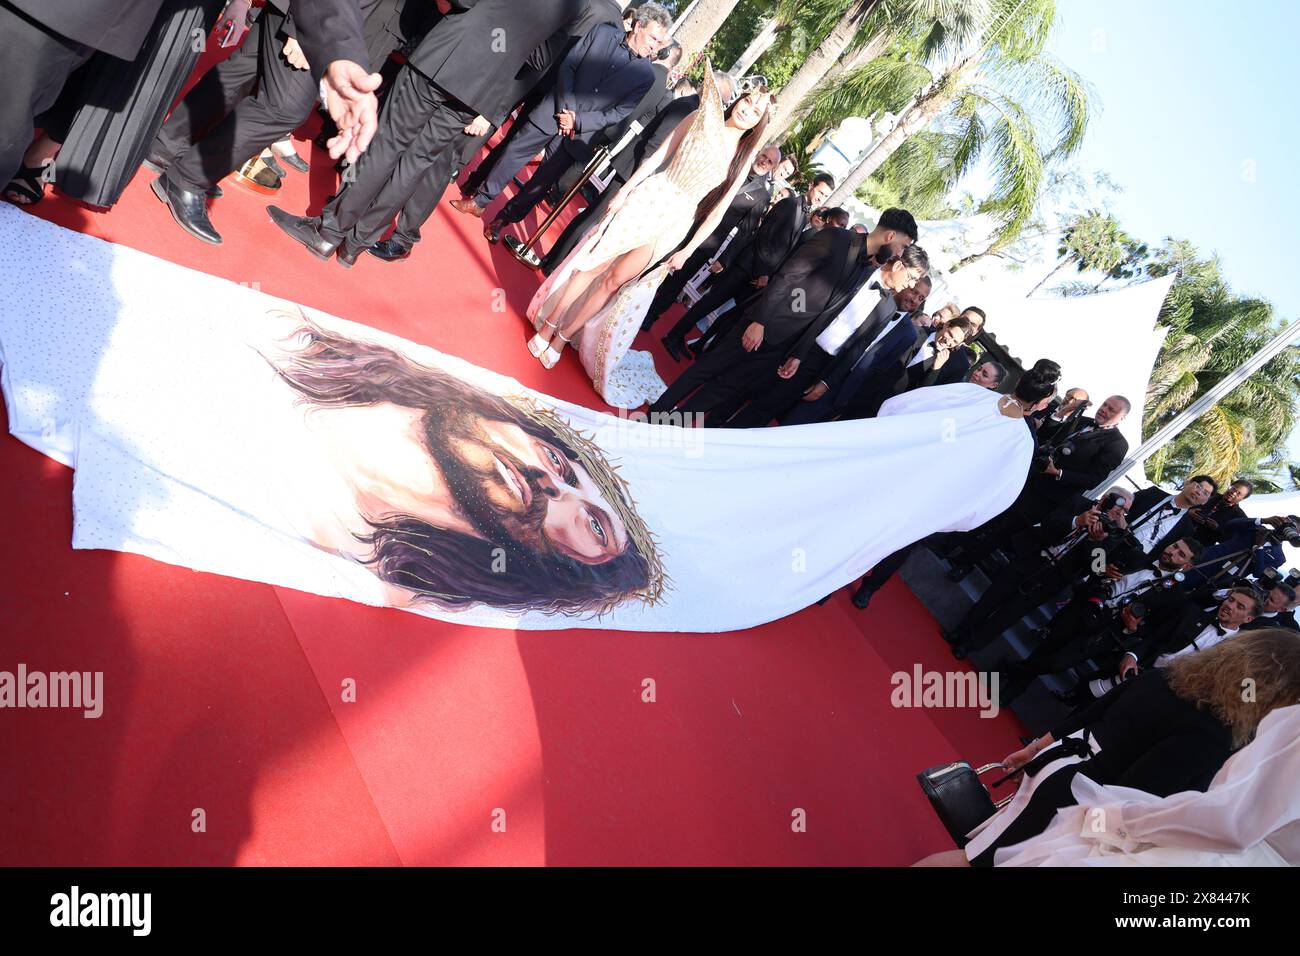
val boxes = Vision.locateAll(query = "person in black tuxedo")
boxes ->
[947,393,1133,581]
[658,173,837,361]
[151,0,396,245]
[268,0,586,265]
[995,536,1203,704]
[635,145,780,330]
[1109,587,1261,688]
[1188,478,1253,545]
[537,65,725,275]
[365,3,628,263]
[448,8,667,239]
[1240,582,1299,632]
[647,215,922,422]
[718,243,929,429]
[1031,386,1090,442]
[3,0,372,190]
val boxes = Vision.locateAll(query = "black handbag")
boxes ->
[916,762,1014,847]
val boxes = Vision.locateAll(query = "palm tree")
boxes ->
[764,0,886,141]
[820,0,1089,254]
[1142,239,1300,487]
[672,0,745,56]
[1025,209,1133,296]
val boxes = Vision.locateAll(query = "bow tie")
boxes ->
[1211,622,1228,636]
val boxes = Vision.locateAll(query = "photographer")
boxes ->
[1180,513,1293,593]
[995,536,1204,705]
[1240,581,1299,632]
[947,392,1130,581]
[998,538,1201,702]
[1031,387,1089,442]
[946,489,1139,659]
[1189,478,1253,545]
[1102,475,1217,572]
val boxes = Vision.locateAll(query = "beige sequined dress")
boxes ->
[528,64,758,408]
[569,62,733,269]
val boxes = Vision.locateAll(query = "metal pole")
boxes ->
[1086,318,1300,498]
[504,147,613,270]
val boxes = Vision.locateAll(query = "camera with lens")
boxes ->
[1263,516,1300,548]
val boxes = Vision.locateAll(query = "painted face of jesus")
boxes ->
[426,408,629,566]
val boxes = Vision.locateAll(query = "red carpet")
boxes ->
[0,134,1025,865]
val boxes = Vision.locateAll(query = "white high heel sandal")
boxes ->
[538,330,569,369]
[527,318,558,358]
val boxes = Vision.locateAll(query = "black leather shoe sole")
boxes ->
[851,591,873,610]
[266,206,335,260]
[150,176,221,245]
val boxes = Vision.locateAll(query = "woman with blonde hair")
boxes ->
[915,628,1300,866]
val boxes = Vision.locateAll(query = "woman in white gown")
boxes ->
[525,63,771,408]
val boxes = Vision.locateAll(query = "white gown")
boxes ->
[992,704,1300,866]
[0,204,1036,633]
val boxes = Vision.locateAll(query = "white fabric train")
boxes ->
[0,206,1033,632]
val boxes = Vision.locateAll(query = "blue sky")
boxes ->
[1046,0,1300,321]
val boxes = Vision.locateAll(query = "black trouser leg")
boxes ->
[151,14,264,166]
[664,269,753,343]
[498,139,580,223]
[318,68,473,247]
[0,1,92,185]
[392,145,458,246]
[649,324,767,414]
[168,10,319,191]
[720,358,827,428]
[855,544,914,598]
[469,118,555,210]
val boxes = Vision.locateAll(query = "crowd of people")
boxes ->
[3,0,1297,867]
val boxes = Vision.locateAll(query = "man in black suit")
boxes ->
[151,0,396,245]
[365,1,628,262]
[658,173,837,361]
[538,68,728,275]
[995,535,1203,704]
[1240,582,1300,631]
[720,247,929,429]
[947,393,1134,580]
[1111,587,1260,683]
[448,7,666,239]
[835,314,976,422]
[268,0,585,264]
[1188,478,1253,545]
[648,217,923,422]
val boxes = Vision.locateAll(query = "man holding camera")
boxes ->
[994,535,1203,704]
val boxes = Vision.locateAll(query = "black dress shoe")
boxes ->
[207,184,223,199]
[273,148,309,174]
[661,336,687,362]
[261,152,286,179]
[337,241,366,268]
[851,586,875,610]
[368,238,412,262]
[266,205,337,260]
[150,174,222,244]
